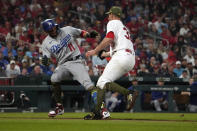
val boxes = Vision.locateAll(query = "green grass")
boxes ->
[0,113,197,131]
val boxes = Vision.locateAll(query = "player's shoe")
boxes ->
[126,93,133,110]
[84,109,110,120]
[84,102,110,120]
[48,104,64,117]
[101,107,110,119]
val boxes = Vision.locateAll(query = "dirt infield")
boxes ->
[0,116,197,122]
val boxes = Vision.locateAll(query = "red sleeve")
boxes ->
[105,31,114,39]
[80,30,87,37]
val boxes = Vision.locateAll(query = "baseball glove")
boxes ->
[87,30,98,38]
[42,55,48,66]
[98,50,106,60]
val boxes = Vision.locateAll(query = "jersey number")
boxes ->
[68,43,75,51]
[123,27,131,40]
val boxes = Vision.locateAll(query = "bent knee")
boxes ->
[51,74,61,83]
[97,80,112,90]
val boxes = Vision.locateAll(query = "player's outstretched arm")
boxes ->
[86,37,113,57]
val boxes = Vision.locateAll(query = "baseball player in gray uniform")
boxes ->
[41,19,98,117]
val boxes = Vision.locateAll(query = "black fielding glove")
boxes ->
[87,30,98,38]
[42,55,48,66]
[98,50,106,60]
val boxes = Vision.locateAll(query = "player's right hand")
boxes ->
[86,50,96,57]
[98,50,106,60]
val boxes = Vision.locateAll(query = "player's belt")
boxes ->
[125,49,132,54]
[67,55,82,62]
[113,49,134,55]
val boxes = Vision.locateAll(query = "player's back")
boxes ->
[107,20,134,52]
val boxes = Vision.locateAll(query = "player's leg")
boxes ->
[97,51,135,92]
[67,61,103,119]
[67,60,95,90]
[67,61,98,102]
[48,65,70,117]
[95,52,135,113]
[107,93,120,112]
[152,99,162,111]
[51,82,62,104]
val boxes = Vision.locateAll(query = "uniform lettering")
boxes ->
[50,34,71,54]
[68,43,75,51]
[123,27,131,41]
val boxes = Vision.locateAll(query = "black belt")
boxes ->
[67,55,82,61]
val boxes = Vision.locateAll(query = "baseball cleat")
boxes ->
[84,108,110,120]
[48,104,64,117]
[100,102,110,119]
[101,108,110,119]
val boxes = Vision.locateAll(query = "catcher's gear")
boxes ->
[98,50,106,60]
[42,19,58,32]
[42,55,48,66]
[87,30,98,38]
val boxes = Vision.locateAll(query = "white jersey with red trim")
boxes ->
[41,26,81,65]
[97,19,135,89]
[106,20,134,52]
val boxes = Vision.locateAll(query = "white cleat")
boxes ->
[48,104,64,117]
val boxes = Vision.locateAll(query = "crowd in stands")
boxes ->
[0,0,197,82]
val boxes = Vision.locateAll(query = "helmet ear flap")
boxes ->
[56,24,60,34]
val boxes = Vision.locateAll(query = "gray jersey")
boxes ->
[41,26,94,89]
[42,26,82,65]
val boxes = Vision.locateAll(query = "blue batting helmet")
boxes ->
[41,19,58,32]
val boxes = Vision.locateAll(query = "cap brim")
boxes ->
[105,11,111,15]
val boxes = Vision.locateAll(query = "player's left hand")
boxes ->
[86,50,96,57]
[87,30,98,38]
[42,55,48,66]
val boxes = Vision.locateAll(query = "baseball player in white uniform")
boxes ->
[84,6,135,119]
[41,19,98,117]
